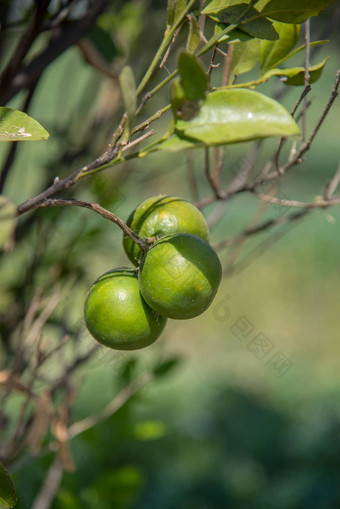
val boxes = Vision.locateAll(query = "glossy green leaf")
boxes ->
[230,39,261,77]
[255,0,335,23]
[167,0,187,26]
[178,52,208,101]
[186,14,200,53]
[175,89,300,145]
[119,66,137,129]
[0,462,17,508]
[263,57,329,86]
[0,196,17,250]
[261,22,300,72]
[0,108,49,142]
[202,0,253,14]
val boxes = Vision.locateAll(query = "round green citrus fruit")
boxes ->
[84,268,167,350]
[139,234,222,320]
[123,195,209,266]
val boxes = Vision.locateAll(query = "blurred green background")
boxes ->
[1,1,340,508]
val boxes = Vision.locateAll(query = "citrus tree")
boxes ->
[0,0,339,507]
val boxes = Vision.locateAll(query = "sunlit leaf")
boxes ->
[261,22,300,72]
[202,0,253,14]
[263,57,329,86]
[0,462,17,508]
[272,40,328,68]
[255,0,335,23]
[0,108,49,142]
[0,196,17,250]
[175,89,300,145]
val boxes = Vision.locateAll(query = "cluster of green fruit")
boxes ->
[84,196,222,350]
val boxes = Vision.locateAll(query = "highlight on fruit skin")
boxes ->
[84,268,167,350]
[123,195,210,266]
[139,233,222,320]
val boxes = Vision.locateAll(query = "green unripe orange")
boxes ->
[123,195,209,266]
[139,234,222,320]
[84,268,167,350]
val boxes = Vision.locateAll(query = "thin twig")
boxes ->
[32,456,63,509]
[68,372,153,439]
[255,191,340,209]
[324,159,340,200]
[302,19,311,142]
[214,209,310,251]
[28,198,151,251]
[274,85,311,172]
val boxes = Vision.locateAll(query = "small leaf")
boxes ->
[0,461,17,508]
[255,0,335,23]
[153,357,181,378]
[0,196,17,250]
[186,14,200,53]
[0,108,49,142]
[170,79,200,120]
[261,22,300,72]
[167,0,187,27]
[119,66,137,130]
[175,89,300,145]
[230,38,261,77]
[263,57,329,86]
[178,52,208,101]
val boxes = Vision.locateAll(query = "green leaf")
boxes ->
[0,196,17,250]
[0,108,49,142]
[175,89,300,145]
[215,24,253,43]
[167,0,187,26]
[230,38,261,77]
[153,357,181,378]
[89,26,117,63]
[186,14,200,53]
[178,52,208,101]
[272,40,328,69]
[208,5,279,40]
[261,22,300,72]
[170,79,200,120]
[263,57,329,86]
[119,66,137,130]
[255,0,335,23]
[0,462,17,508]
[202,0,253,14]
